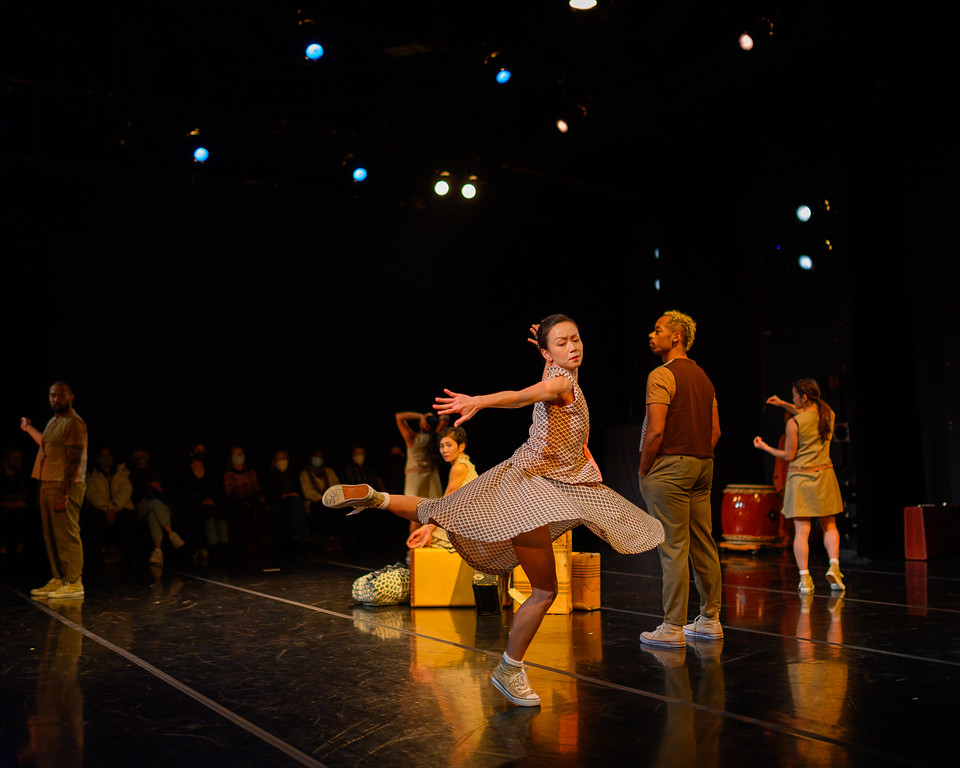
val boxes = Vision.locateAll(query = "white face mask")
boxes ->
[276,459,289,472]
[311,457,324,468]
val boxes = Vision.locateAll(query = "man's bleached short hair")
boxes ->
[663,310,696,351]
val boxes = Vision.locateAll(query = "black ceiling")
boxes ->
[2,1,913,206]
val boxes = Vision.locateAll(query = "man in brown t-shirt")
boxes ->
[20,381,88,599]
[638,312,723,649]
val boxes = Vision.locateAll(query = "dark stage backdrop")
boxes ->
[3,4,958,559]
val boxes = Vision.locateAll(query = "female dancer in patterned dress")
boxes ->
[323,314,664,706]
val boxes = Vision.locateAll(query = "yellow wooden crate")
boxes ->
[572,551,601,611]
[410,546,475,607]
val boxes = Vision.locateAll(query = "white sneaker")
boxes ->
[322,484,386,512]
[48,580,84,599]
[491,659,541,707]
[826,563,845,591]
[149,547,164,565]
[640,622,686,648]
[682,614,724,640]
[30,578,62,596]
[169,531,185,549]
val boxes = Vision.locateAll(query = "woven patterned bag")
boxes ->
[351,563,411,606]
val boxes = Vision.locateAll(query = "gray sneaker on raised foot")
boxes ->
[322,484,385,513]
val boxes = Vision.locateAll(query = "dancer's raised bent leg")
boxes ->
[322,484,423,522]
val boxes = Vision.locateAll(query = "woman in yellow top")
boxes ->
[754,378,845,595]
[406,426,477,549]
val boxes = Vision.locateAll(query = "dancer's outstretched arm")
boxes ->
[435,377,573,427]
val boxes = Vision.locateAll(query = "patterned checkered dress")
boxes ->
[417,367,665,574]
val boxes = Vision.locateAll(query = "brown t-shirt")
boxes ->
[31,411,88,483]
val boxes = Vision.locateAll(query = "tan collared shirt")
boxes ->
[31,411,88,484]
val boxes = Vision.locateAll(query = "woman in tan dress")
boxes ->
[754,378,845,595]
[323,314,664,707]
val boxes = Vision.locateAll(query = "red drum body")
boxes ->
[721,484,782,544]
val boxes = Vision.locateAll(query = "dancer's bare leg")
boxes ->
[506,525,558,661]
[792,518,812,571]
[819,516,840,561]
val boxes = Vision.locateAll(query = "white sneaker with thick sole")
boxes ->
[491,659,541,707]
[30,578,62,597]
[826,563,845,591]
[48,580,84,599]
[640,622,686,648]
[322,484,386,513]
[682,614,724,640]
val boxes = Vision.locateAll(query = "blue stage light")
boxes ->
[798,254,813,270]
[305,43,324,60]
[193,147,209,163]
[352,167,367,182]
[496,68,511,84]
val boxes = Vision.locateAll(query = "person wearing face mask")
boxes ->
[83,447,137,569]
[182,444,225,563]
[300,450,341,553]
[340,446,387,554]
[265,450,309,554]
[223,445,265,559]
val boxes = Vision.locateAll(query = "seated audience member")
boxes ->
[223,445,268,559]
[341,445,387,551]
[342,445,385,488]
[129,448,184,566]
[182,443,226,563]
[265,450,309,553]
[84,448,138,568]
[300,449,341,553]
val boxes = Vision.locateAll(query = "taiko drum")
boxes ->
[720,484,782,544]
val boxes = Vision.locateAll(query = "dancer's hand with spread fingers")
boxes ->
[435,389,481,426]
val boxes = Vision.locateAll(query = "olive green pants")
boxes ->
[39,481,85,584]
[640,455,722,625]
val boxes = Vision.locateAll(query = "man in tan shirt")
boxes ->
[20,381,88,599]
[638,312,723,649]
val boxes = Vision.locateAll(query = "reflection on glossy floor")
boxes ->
[2,543,958,768]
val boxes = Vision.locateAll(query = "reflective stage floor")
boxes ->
[2,541,957,768]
